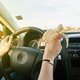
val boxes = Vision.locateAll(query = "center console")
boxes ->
[66,33,80,80]
[54,32,80,80]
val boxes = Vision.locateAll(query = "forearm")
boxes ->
[38,60,53,80]
[0,48,6,58]
[0,36,13,58]
[0,47,9,58]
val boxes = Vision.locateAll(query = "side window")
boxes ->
[0,21,12,38]
[0,23,3,38]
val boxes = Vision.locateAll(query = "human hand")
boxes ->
[0,36,13,58]
[43,34,62,60]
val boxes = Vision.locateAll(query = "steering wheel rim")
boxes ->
[12,27,44,38]
[1,27,44,80]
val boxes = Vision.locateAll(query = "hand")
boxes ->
[43,34,62,60]
[0,36,13,58]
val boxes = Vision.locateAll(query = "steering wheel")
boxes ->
[1,27,44,80]
[12,27,44,38]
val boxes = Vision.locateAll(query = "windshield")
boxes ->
[0,0,80,30]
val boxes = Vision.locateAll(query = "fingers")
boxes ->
[49,33,63,43]
[55,34,63,40]
[1,35,13,44]
[8,35,13,44]
[1,36,9,43]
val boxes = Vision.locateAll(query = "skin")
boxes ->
[38,34,62,80]
[0,36,13,58]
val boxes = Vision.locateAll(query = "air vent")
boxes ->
[69,37,80,44]
[68,37,80,49]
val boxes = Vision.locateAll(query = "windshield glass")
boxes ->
[0,0,80,30]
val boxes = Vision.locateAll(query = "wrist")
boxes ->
[0,50,6,55]
[0,48,8,53]
[42,59,54,65]
[43,55,55,61]
[0,49,7,58]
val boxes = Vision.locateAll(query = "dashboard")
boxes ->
[54,32,80,80]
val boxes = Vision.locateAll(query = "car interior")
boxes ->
[0,1,80,80]
[0,26,80,80]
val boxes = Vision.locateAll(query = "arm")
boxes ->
[0,36,13,58]
[38,34,62,80]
